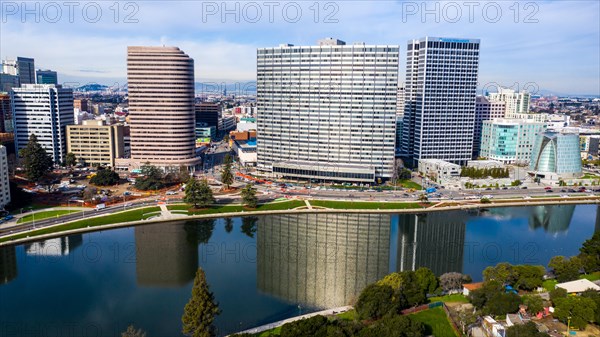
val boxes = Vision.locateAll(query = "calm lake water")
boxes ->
[0,205,597,336]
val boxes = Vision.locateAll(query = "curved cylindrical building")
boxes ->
[529,130,582,179]
[127,46,200,169]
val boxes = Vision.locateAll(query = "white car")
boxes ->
[523,196,531,200]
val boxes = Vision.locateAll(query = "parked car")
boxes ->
[546,189,554,193]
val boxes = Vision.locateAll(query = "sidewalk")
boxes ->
[229,306,353,336]
[0,207,91,230]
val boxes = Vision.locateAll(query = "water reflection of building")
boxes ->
[0,245,17,284]
[529,205,575,234]
[595,205,600,233]
[396,212,466,276]
[25,235,83,256]
[257,213,390,308]
[135,222,198,287]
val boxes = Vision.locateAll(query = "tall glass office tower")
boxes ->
[257,38,399,182]
[401,37,480,166]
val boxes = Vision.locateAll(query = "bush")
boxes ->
[89,169,120,186]
[356,284,395,320]
[480,197,491,204]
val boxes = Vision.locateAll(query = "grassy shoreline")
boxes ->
[1,197,598,246]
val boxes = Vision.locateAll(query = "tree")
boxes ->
[358,315,424,337]
[19,134,53,182]
[3,181,33,211]
[580,232,600,273]
[377,272,403,290]
[134,164,165,191]
[241,183,258,208]
[439,272,466,293]
[396,167,412,181]
[182,268,220,337]
[483,263,517,285]
[485,292,521,316]
[548,256,581,282]
[506,322,549,337]
[355,284,395,320]
[185,178,214,209]
[241,216,258,238]
[581,289,600,323]
[417,194,428,203]
[178,166,191,183]
[89,168,120,186]
[554,296,596,329]
[224,218,233,233]
[549,287,567,303]
[415,267,438,295]
[522,294,545,315]
[121,325,146,337]
[221,154,234,189]
[514,265,545,291]
[223,133,230,143]
[469,280,504,309]
[65,152,77,168]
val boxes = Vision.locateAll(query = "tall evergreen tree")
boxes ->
[185,178,215,209]
[182,268,220,337]
[65,152,77,167]
[241,183,258,208]
[19,134,53,182]
[221,154,234,189]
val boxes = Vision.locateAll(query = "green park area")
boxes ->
[310,200,425,210]
[17,209,82,224]
[0,206,161,243]
[410,306,458,337]
[395,180,423,189]
[167,200,306,214]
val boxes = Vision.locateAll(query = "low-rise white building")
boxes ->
[467,160,504,169]
[233,139,257,166]
[418,159,461,182]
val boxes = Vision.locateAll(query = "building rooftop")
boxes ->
[463,282,484,291]
[556,279,600,293]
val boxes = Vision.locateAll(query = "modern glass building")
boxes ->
[36,70,58,84]
[401,37,480,166]
[529,130,582,179]
[257,38,399,182]
[480,118,546,165]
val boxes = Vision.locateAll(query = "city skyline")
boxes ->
[1,1,599,95]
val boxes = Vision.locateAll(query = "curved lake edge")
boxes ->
[2,197,599,247]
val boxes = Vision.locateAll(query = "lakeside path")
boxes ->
[1,197,599,247]
[226,306,353,336]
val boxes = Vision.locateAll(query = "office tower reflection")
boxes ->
[25,234,83,256]
[0,245,17,284]
[135,221,198,287]
[396,211,466,275]
[257,213,390,308]
[595,205,600,233]
[529,205,575,234]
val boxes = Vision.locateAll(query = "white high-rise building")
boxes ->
[11,84,74,164]
[401,37,480,166]
[0,145,10,209]
[488,87,530,117]
[257,38,399,182]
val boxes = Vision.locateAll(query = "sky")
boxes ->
[1,0,599,95]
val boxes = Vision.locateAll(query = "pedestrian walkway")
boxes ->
[304,200,313,209]
[151,203,188,220]
[228,306,353,336]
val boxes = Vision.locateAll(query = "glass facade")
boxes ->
[530,131,582,177]
[480,119,546,164]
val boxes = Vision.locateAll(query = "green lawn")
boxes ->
[167,200,306,215]
[310,200,424,210]
[17,209,82,224]
[428,294,469,303]
[543,279,558,291]
[256,326,282,336]
[580,272,600,281]
[396,180,423,189]
[0,206,161,243]
[410,307,458,337]
[336,309,358,321]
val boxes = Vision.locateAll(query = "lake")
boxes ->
[0,204,597,336]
